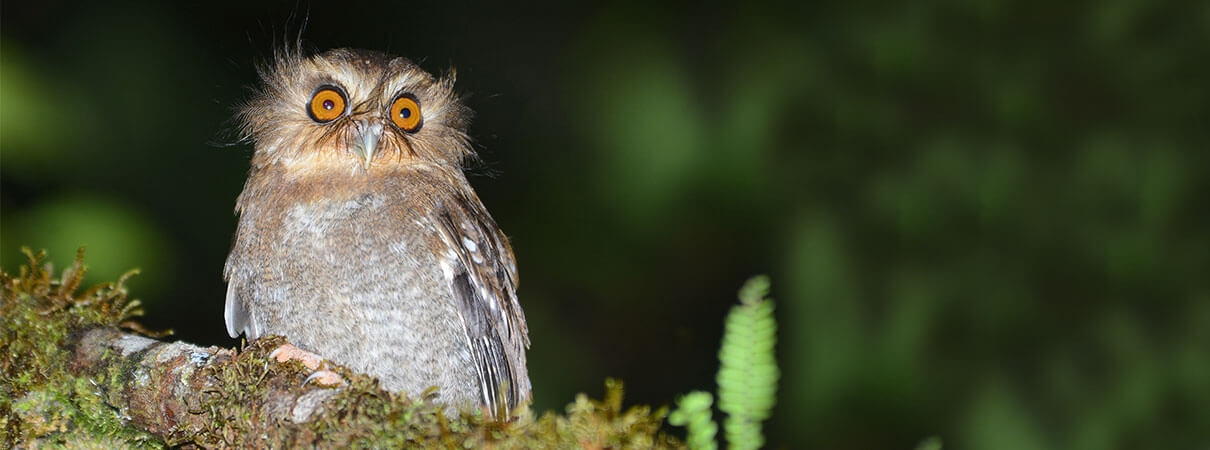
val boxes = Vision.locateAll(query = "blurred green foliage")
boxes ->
[1,194,171,295]
[2,1,1207,448]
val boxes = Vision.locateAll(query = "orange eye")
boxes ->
[389,94,422,133]
[308,86,347,123]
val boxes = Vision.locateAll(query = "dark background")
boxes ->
[3,1,1208,448]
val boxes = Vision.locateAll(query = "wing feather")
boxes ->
[434,192,531,414]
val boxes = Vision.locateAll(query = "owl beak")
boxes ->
[352,120,384,171]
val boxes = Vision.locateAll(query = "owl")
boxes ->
[223,48,530,416]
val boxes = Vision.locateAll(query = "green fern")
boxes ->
[718,275,779,450]
[668,391,717,450]
[670,275,779,450]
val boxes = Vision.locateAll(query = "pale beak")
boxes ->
[351,120,384,171]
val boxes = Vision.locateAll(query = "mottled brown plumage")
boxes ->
[223,48,530,415]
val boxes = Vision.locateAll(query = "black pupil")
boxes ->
[399,107,411,119]
[322,99,335,110]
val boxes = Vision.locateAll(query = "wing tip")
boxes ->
[224,282,252,339]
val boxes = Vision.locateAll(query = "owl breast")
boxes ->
[225,173,481,408]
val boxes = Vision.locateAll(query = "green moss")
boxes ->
[0,247,161,447]
[190,337,677,447]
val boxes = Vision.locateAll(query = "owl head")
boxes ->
[237,48,473,175]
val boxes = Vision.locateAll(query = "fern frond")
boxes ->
[716,275,779,450]
[668,391,717,450]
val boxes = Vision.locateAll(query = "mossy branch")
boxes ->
[2,249,680,448]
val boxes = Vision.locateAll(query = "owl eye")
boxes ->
[308,86,347,123]
[389,94,423,133]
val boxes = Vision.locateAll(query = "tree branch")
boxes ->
[69,328,347,445]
